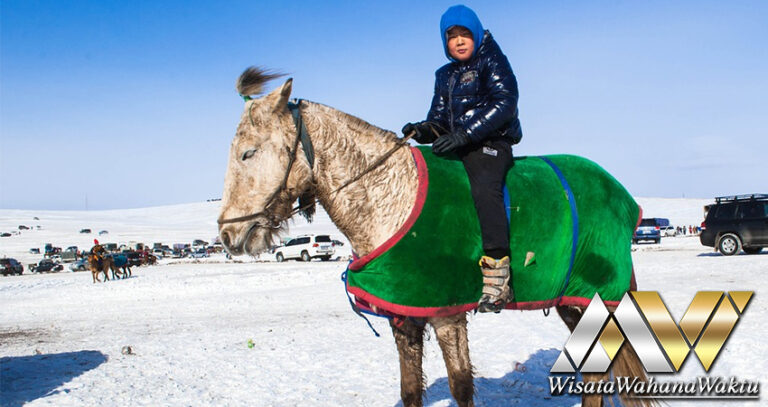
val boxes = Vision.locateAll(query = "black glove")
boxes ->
[402,121,441,144]
[432,129,471,156]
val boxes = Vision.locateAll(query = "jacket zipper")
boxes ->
[447,73,457,134]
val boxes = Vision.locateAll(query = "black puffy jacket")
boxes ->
[427,31,522,144]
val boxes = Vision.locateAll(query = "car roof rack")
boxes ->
[715,193,768,203]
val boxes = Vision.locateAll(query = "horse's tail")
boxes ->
[558,305,658,407]
[610,343,658,407]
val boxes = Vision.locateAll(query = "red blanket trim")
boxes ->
[630,204,642,291]
[348,147,428,271]
[348,282,623,317]
[347,285,476,317]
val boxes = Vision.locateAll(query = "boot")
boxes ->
[477,256,512,313]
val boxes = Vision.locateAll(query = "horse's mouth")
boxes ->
[221,222,273,257]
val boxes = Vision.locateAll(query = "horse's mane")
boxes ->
[237,67,399,142]
[308,100,400,142]
[236,66,285,97]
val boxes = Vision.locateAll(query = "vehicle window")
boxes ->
[299,237,310,244]
[639,219,657,227]
[315,235,331,242]
[713,204,737,220]
[738,202,767,219]
[286,239,297,246]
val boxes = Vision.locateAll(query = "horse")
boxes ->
[217,67,653,407]
[89,254,111,283]
[90,254,130,282]
[109,254,132,280]
[141,253,157,266]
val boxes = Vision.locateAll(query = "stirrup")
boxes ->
[477,256,511,313]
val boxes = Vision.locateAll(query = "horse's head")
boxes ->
[218,67,315,256]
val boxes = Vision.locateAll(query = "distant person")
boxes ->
[401,4,522,313]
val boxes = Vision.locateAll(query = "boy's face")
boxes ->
[446,26,474,62]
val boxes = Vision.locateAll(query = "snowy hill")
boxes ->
[0,201,350,265]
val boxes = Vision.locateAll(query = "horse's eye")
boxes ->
[241,149,257,161]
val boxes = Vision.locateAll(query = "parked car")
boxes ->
[31,259,63,273]
[44,243,61,256]
[633,218,669,244]
[274,234,336,262]
[18,225,30,230]
[700,194,768,255]
[69,258,89,272]
[1,258,24,275]
[29,248,41,254]
[79,228,92,234]
[99,230,109,235]
[0,232,11,237]
[661,225,677,237]
[191,248,209,258]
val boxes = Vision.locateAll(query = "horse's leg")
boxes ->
[431,313,474,407]
[557,305,652,407]
[390,318,426,407]
[556,306,605,407]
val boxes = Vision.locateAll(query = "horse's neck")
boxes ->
[302,102,418,256]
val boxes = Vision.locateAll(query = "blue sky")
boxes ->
[1,1,766,210]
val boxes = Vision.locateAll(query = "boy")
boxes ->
[403,5,522,312]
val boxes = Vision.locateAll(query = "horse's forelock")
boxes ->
[236,66,286,97]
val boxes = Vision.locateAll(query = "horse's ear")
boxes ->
[271,78,293,112]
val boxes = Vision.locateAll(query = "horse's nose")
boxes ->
[220,230,233,249]
[219,228,243,255]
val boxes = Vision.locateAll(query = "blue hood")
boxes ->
[440,5,484,62]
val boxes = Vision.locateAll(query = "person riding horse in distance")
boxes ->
[91,239,107,268]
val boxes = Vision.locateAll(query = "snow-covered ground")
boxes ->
[1,199,765,406]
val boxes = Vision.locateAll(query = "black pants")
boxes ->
[458,138,513,260]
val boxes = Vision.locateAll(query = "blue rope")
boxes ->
[340,267,387,337]
[539,157,579,306]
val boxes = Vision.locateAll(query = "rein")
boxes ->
[217,98,415,226]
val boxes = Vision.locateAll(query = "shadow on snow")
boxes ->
[1,350,108,407]
[393,348,580,407]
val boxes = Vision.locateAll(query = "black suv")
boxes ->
[1,258,24,275]
[700,194,768,255]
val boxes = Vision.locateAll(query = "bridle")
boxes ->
[217,98,414,227]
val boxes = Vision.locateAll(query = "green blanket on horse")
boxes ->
[345,147,640,318]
